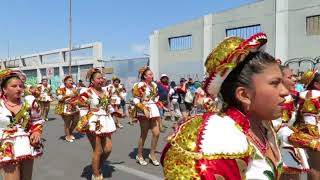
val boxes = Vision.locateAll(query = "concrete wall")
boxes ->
[287,0,320,59]
[150,18,204,81]
[150,0,277,81]
[209,0,276,56]
[1,42,102,85]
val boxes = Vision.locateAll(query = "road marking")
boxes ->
[113,164,163,180]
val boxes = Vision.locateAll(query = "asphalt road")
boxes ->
[29,109,175,180]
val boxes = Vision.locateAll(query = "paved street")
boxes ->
[30,108,174,180]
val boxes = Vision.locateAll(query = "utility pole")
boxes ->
[68,0,72,74]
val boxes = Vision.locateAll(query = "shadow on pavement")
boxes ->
[81,160,124,179]
[128,148,161,160]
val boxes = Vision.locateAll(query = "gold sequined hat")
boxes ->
[300,70,317,87]
[204,32,267,96]
[0,69,24,86]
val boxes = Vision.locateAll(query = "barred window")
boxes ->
[306,15,320,36]
[169,35,192,51]
[226,25,261,39]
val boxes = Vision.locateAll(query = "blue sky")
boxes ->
[0,0,256,59]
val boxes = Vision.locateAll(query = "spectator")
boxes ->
[77,79,86,88]
[157,74,170,132]
[176,78,191,119]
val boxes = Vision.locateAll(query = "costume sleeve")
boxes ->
[56,87,64,101]
[132,82,146,111]
[25,96,44,134]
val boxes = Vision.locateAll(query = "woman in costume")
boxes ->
[38,77,52,121]
[132,66,161,166]
[106,76,124,128]
[272,66,309,179]
[161,33,287,179]
[76,68,116,180]
[55,75,79,142]
[288,70,320,179]
[0,69,44,180]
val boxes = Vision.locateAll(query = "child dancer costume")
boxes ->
[161,33,284,179]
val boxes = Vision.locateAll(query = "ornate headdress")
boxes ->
[0,69,24,87]
[138,65,150,78]
[300,70,317,87]
[86,68,101,82]
[204,32,268,96]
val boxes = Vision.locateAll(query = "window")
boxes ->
[169,35,192,51]
[306,15,320,36]
[226,25,261,39]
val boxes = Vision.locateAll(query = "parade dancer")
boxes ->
[132,66,161,166]
[288,70,320,179]
[76,68,116,180]
[162,33,287,179]
[272,66,309,179]
[55,75,80,142]
[38,77,52,121]
[106,76,124,128]
[0,69,44,180]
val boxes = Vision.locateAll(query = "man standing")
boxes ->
[157,74,170,132]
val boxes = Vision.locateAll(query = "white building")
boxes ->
[149,0,320,80]
[1,42,103,87]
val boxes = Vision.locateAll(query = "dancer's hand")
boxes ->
[30,131,41,145]
[143,109,150,118]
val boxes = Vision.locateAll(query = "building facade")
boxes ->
[149,0,320,79]
[1,42,103,90]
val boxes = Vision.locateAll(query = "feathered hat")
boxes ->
[204,32,268,96]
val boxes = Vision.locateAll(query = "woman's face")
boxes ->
[282,68,296,92]
[92,73,104,88]
[42,79,48,86]
[3,78,23,99]
[64,77,73,88]
[144,70,153,82]
[246,63,289,120]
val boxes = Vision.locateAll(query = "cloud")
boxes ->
[130,43,149,55]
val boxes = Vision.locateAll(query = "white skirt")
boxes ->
[87,114,116,135]
[136,103,160,118]
[0,129,43,165]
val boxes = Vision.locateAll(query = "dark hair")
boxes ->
[90,72,101,83]
[169,81,177,88]
[140,68,151,81]
[307,72,320,90]
[220,51,277,111]
[1,75,21,91]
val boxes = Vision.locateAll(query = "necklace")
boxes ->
[247,130,269,155]
[3,97,22,107]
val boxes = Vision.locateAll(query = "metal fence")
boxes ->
[284,56,320,75]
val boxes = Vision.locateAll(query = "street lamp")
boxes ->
[68,0,72,74]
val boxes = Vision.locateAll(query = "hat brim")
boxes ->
[204,32,267,96]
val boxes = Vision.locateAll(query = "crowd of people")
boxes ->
[0,32,319,180]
